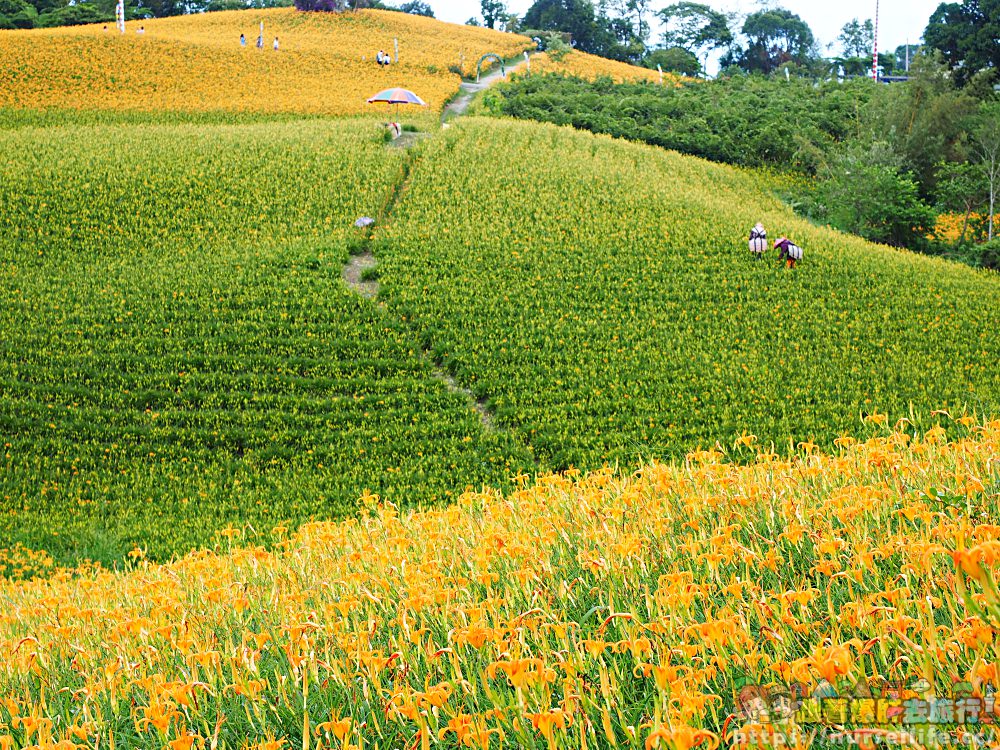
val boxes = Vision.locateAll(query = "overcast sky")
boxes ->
[427,0,942,57]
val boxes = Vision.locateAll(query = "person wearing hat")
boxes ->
[748,222,767,259]
[773,237,803,269]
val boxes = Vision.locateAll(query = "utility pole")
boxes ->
[871,0,879,81]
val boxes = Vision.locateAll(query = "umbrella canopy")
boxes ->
[367,88,427,106]
[354,216,375,228]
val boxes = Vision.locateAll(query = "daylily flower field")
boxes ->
[521,51,670,83]
[0,9,531,115]
[1,418,999,749]
[0,118,531,565]
[1,7,999,749]
[376,118,1000,467]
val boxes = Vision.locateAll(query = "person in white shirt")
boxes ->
[748,222,767,259]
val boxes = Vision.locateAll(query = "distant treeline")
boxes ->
[0,0,427,31]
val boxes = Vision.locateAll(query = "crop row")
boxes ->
[0,118,531,565]
[375,118,1000,469]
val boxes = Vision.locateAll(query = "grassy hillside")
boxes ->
[0,117,530,565]
[0,8,531,115]
[0,418,996,748]
[376,118,1000,467]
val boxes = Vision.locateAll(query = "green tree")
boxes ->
[605,0,653,44]
[605,14,646,62]
[397,0,427,11]
[480,0,504,28]
[36,1,108,25]
[838,18,873,58]
[643,46,700,75]
[972,102,1000,241]
[657,1,732,71]
[923,0,1000,86]
[397,0,433,16]
[522,0,619,59]
[935,161,987,245]
[813,141,935,248]
[501,11,520,32]
[865,52,978,195]
[523,0,590,40]
[894,43,920,73]
[205,0,247,10]
[0,0,37,27]
[738,9,815,74]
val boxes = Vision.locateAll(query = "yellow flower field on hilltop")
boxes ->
[2,415,999,748]
[524,50,681,84]
[0,8,533,114]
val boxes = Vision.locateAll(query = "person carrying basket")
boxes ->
[773,237,803,269]
[748,222,767,259]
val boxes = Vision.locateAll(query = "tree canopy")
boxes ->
[479,0,504,28]
[657,2,732,61]
[522,0,640,62]
[924,0,1000,84]
[737,9,815,74]
[838,18,873,58]
[398,0,432,16]
[644,46,701,75]
[924,0,1000,86]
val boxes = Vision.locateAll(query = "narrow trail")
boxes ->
[341,252,377,299]
[388,131,432,149]
[441,52,535,123]
[342,138,500,433]
[342,56,538,436]
[342,240,497,430]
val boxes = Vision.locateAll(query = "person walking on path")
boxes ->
[773,237,803,269]
[748,222,767,259]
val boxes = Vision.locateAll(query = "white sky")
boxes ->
[426,0,941,56]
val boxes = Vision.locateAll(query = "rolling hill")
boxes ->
[0,8,531,115]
